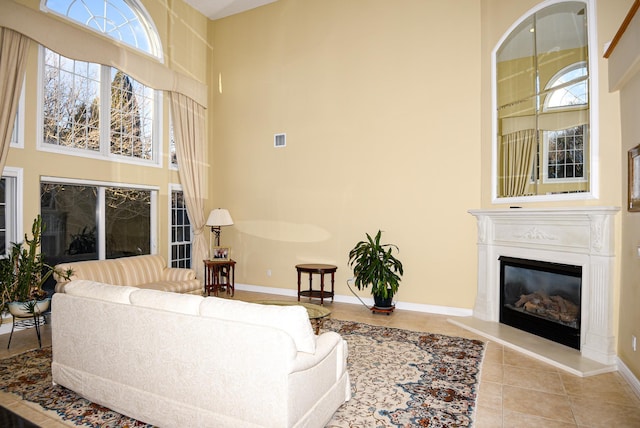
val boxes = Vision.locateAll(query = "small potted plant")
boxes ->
[348,230,404,311]
[0,215,72,320]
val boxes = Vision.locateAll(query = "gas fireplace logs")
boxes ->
[513,292,578,324]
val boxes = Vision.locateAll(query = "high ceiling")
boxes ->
[183,0,278,20]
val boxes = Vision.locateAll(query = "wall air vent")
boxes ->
[274,133,286,148]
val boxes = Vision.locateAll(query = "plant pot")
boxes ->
[8,298,51,318]
[373,294,394,309]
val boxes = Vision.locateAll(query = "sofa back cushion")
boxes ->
[55,259,126,286]
[64,280,138,304]
[117,255,166,286]
[199,298,316,354]
[130,289,203,315]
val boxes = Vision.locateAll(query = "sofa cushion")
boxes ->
[199,298,316,353]
[136,280,202,294]
[55,259,126,286]
[130,289,204,315]
[117,255,166,286]
[64,280,138,304]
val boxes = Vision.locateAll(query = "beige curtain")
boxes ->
[500,129,537,197]
[0,27,30,174]
[170,92,208,280]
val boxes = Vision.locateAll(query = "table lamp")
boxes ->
[206,208,234,247]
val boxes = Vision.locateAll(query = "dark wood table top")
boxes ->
[295,263,337,273]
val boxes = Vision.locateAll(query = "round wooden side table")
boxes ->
[296,263,337,305]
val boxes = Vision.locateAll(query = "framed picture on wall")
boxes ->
[628,144,640,211]
[211,246,231,261]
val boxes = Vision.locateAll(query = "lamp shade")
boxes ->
[206,208,234,227]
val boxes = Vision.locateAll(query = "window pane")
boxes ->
[169,114,178,167]
[110,70,154,160]
[40,183,98,264]
[43,49,101,151]
[44,0,160,57]
[105,187,150,258]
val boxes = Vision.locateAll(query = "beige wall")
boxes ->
[608,0,640,385]
[618,71,640,381]
[208,0,482,308]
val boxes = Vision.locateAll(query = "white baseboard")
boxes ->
[234,283,473,317]
[617,356,640,400]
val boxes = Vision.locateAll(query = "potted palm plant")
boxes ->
[348,230,404,312]
[0,215,72,320]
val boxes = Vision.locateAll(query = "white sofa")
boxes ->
[53,254,201,294]
[51,280,350,428]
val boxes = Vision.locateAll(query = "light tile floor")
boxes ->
[1,289,639,427]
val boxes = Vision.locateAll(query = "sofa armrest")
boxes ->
[161,267,196,281]
[289,331,343,373]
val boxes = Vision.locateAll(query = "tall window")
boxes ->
[169,114,178,168]
[43,0,162,59]
[495,1,592,199]
[0,173,20,256]
[40,181,154,263]
[170,187,191,268]
[41,48,158,164]
[10,86,24,148]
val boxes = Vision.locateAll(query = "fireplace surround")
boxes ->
[468,207,619,366]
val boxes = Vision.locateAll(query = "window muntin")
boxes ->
[41,48,159,164]
[495,1,591,200]
[43,0,162,59]
[170,188,191,268]
[40,181,154,263]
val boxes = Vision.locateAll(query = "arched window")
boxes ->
[544,62,588,110]
[494,1,592,200]
[43,0,162,59]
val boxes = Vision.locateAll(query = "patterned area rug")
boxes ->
[0,319,485,427]
[324,319,485,427]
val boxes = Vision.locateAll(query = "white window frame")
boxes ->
[0,167,24,253]
[41,176,158,258]
[36,47,163,168]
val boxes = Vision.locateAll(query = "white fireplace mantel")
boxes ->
[468,207,619,366]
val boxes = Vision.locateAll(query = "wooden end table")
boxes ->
[296,263,337,305]
[203,259,236,297]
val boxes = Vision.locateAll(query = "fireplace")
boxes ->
[499,256,581,349]
[468,207,619,366]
